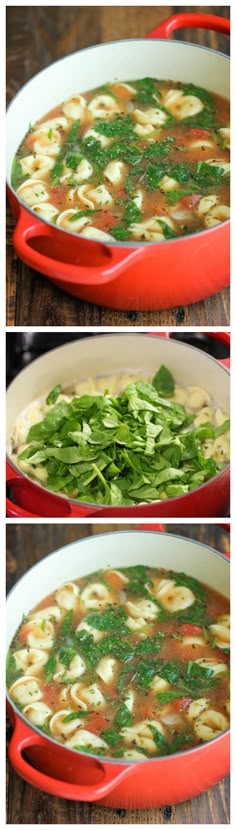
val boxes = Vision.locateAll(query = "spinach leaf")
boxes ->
[102,727,121,746]
[214,419,230,439]
[133,77,161,106]
[94,115,135,137]
[86,606,128,631]
[178,82,215,110]
[11,158,30,190]
[135,634,165,656]
[173,572,205,602]
[46,385,62,405]
[114,702,133,728]
[152,365,175,397]
[6,652,23,687]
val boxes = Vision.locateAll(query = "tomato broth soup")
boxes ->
[12,78,230,243]
[7,565,230,759]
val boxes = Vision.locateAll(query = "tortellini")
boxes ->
[209,615,230,650]
[9,676,43,705]
[194,709,229,742]
[17,179,49,207]
[53,654,85,683]
[23,702,52,726]
[88,95,121,119]
[65,730,108,750]
[96,657,117,684]
[129,216,175,242]
[163,89,204,120]
[81,582,114,608]
[125,598,158,623]
[62,96,86,120]
[20,154,55,180]
[194,658,228,677]
[55,582,80,611]
[121,720,165,754]
[13,648,48,675]
[70,683,105,709]
[154,578,195,612]
[20,619,54,650]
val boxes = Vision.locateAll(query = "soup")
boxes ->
[7,565,230,759]
[11,78,230,243]
[10,367,230,506]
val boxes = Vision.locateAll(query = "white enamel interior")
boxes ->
[6,38,229,180]
[6,530,229,649]
[6,334,230,450]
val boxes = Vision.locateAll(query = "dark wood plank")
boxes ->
[6,5,230,326]
[6,523,230,824]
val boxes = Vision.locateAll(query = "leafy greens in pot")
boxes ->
[14,366,230,505]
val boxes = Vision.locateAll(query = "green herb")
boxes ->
[46,384,62,405]
[178,82,215,110]
[152,365,175,397]
[86,606,128,631]
[114,702,133,728]
[133,76,161,106]
[214,419,230,438]
[18,375,228,507]
[102,726,121,746]
[94,115,135,137]
[6,652,23,687]
[62,711,86,723]
[11,158,30,190]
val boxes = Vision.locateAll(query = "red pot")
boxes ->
[6,13,230,311]
[6,333,230,518]
[6,527,230,807]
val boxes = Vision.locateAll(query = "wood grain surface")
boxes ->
[6,523,230,824]
[6,5,230,327]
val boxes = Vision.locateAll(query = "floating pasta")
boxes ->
[194,708,229,742]
[55,582,80,611]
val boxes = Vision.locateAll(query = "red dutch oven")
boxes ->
[6,333,230,518]
[6,527,230,807]
[6,13,230,311]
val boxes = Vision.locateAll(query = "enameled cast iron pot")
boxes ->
[6,13,230,311]
[6,333,230,518]
[6,528,230,807]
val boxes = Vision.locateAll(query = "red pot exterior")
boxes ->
[7,703,229,807]
[8,192,230,311]
[6,459,230,518]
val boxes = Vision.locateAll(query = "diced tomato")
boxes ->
[173,696,193,713]
[180,194,202,209]
[188,129,212,139]
[179,624,203,636]
[87,713,108,734]
[214,648,230,664]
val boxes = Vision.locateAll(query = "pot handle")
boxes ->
[207,332,230,370]
[146,13,230,39]
[8,718,132,801]
[13,208,146,287]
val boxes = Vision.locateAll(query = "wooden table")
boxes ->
[6,523,230,824]
[6,5,230,327]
